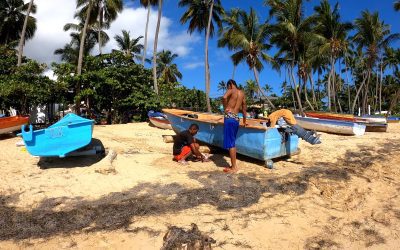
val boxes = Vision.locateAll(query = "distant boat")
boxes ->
[295,116,366,136]
[19,113,94,157]
[163,109,299,167]
[148,110,172,130]
[0,115,29,135]
[387,117,400,123]
[305,111,387,132]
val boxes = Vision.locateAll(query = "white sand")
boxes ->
[1,122,400,249]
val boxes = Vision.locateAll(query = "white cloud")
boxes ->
[23,0,199,66]
[184,61,204,69]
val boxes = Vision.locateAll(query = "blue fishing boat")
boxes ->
[296,116,366,136]
[19,113,94,157]
[163,109,299,167]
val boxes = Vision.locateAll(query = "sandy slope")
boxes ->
[1,122,400,249]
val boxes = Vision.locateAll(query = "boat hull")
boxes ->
[364,123,388,132]
[19,113,94,157]
[163,109,299,162]
[296,116,366,136]
[305,112,355,122]
[0,116,29,135]
[149,117,172,130]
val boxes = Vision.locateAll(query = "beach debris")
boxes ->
[285,125,321,145]
[161,223,216,250]
[94,149,117,175]
[15,140,25,147]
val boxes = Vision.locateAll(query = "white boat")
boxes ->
[149,116,172,130]
[295,116,366,136]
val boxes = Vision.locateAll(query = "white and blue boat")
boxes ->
[163,109,299,167]
[19,113,94,157]
[295,116,366,136]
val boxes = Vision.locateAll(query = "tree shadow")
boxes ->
[0,140,398,241]
[37,138,105,169]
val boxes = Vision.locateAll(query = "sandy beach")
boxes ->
[1,122,400,249]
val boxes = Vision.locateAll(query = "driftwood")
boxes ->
[161,223,216,250]
[94,149,117,175]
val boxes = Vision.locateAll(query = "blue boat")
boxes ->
[19,113,94,157]
[296,116,366,136]
[163,109,299,167]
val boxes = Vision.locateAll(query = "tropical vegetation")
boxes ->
[1,0,400,124]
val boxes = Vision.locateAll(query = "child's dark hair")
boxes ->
[227,79,237,88]
[189,123,199,130]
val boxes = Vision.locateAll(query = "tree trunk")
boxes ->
[204,0,214,112]
[344,58,351,113]
[142,6,151,66]
[327,57,334,111]
[253,67,276,109]
[379,61,383,113]
[309,74,317,109]
[97,2,103,55]
[362,70,371,115]
[289,65,303,115]
[231,64,236,80]
[387,89,400,115]
[304,76,314,110]
[152,0,163,94]
[76,1,93,115]
[17,0,34,67]
[351,71,369,114]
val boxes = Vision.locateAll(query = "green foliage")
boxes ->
[0,46,63,114]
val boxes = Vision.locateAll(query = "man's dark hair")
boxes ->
[189,123,199,130]
[227,79,237,88]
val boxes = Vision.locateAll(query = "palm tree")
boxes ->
[179,0,224,112]
[114,30,144,61]
[351,11,400,114]
[245,79,258,101]
[152,0,163,94]
[0,0,37,45]
[156,50,182,84]
[17,0,35,66]
[395,1,400,11]
[313,0,352,111]
[266,0,317,112]
[219,8,276,109]
[55,21,108,64]
[217,80,226,93]
[139,0,158,66]
[218,8,242,79]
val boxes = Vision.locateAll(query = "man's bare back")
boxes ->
[224,88,245,114]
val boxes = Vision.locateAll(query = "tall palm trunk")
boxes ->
[303,77,314,110]
[351,70,369,114]
[379,61,383,113]
[252,67,275,109]
[231,64,236,80]
[142,6,151,66]
[204,0,214,112]
[309,74,317,109]
[289,64,303,115]
[344,58,351,112]
[327,57,335,111]
[152,0,163,94]
[98,1,103,55]
[17,0,34,67]
[76,1,93,114]
[362,68,371,115]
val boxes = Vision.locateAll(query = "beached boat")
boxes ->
[148,111,172,130]
[19,113,94,157]
[305,111,355,122]
[163,109,300,167]
[0,115,29,135]
[295,116,366,136]
[387,117,400,123]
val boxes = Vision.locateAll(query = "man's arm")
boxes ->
[222,89,232,112]
[242,93,247,126]
[190,143,203,158]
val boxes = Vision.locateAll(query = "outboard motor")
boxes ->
[285,124,321,145]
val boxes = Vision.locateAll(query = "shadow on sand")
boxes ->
[0,140,399,243]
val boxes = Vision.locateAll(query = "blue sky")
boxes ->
[125,0,400,98]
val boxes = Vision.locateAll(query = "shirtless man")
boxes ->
[222,79,247,173]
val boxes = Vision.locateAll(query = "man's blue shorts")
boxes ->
[223,117,239,149]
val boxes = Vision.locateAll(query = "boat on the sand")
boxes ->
[163,109,300,167]
[19,113,94,157]
[0,115,29,135]
[295,116,366,136]
[148,110,172,130]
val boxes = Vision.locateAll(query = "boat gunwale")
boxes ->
[163,109,269,131]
